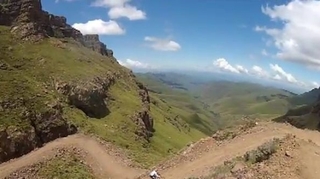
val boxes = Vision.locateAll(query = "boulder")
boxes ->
[55,74,116,119]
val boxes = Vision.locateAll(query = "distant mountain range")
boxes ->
[136,72,320,124]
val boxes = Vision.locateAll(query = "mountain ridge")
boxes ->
[0,0,113,57]
[0,0,216,168]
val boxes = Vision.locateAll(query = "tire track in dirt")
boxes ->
[0,134,145,179]
[138,122,320,179]
[1,122,320,179]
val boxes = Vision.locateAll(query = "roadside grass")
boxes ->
[0,25,216,168]
[38,154,95,179]
[189,138,281,179]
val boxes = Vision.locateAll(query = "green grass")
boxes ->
[201,82,295,116]
[273,100,319,131]
[136,72,299,129]
[0,25,219,168]
[192,138,281,179]
[38,154,95,179]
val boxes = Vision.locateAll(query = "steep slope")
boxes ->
[136,73,222,134]
[0,0,212,168]
[198,81,296,116]
[274,88,320,131]
[137,72,297,123]
[287,87,320,107]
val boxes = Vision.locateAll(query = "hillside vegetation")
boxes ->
[273,88,320,130]
[136,73,302,124]
[199,81,296,117]
[0,0,216,169]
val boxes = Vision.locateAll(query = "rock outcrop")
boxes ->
[0,126,39,163]
[132,81,154,141]
[0,0,113,56]
[0,0,155,164]
[83,35,113,57]
[0,0,82,40]
[55,73,116,119]
[0,101,77,163]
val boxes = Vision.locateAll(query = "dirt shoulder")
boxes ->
[2,122,320,179]
[0,134,145,179]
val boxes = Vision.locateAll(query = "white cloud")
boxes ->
[72,19,125,35]
[92,0,146,20]
[235,65,249,74]
[269,64,298,83]
[256,0,320,69]
[251,65,269,78]
[118,59,152,69]
[273,74,282,80]
[108,4,146,20]
[144,36,181,51]
[213,59,249,74]
[213,58,240,74]
[311,81,319,88]
[92,0,130,7]
[211,58,319,90]
[261,49,268,56]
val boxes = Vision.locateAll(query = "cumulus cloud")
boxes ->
[235,65,249,74]
[251,65,269,78]
[256,0,320,69]
[269,64,298,83]
[213,58,240,74]
[273,74,282,80]
[92,0,146,20]
[311,81,319,88]
[212,58,318,90]
[118,59,153,69]
[213,58,250,74]
[144,36,181,51]
[72,19,125,35]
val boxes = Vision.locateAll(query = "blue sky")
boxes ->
[43,0,320,91]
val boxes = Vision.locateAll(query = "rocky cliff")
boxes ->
[0,0,113,57]
[83,35,113,57]
[0,0,155,164]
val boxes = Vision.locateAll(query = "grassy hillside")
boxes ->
[0,26,215,168]
[201,81,297,116]
[272,88,320,130]
[136,73,298,122]
[287,87,320,106]
[135,73,221,133]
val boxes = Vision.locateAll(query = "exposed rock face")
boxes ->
[0,0,82,40]
[0,126,39,163]
[136,81,151,108]
[0,0,113,56]
[0,101,77,164]
[55,74,116,119]
[28,102,77,143]
[83,35,113,57]
[132,81,154,141]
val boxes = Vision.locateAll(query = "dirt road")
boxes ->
[157,122,320,178]
[1,122,320,179]
[0,134,144,179]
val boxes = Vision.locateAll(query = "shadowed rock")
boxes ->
[0,0,113,56]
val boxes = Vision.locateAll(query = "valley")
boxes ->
[0,0,320,179]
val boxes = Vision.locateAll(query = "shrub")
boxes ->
[244,138,280,164]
